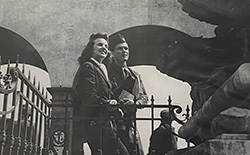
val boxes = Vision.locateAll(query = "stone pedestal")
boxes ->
[169,134,250,155]
[47,87,76,155]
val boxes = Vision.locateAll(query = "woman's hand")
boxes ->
[109,99,117,105]
[107,99,118,112]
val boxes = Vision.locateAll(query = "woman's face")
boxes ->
[91,38,109,62]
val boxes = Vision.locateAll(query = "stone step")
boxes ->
[168,134,250,155]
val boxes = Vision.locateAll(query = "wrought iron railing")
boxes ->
[0,57,52,155]
[0,55,190,155]
[49,93,190,155]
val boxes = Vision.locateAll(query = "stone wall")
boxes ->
[0,0,215,87]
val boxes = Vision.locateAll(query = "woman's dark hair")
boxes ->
[78,33,110,65]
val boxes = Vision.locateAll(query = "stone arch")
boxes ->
[0,26,47,72]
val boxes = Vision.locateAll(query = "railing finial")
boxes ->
[168,95,172,104]
[42,87,44,95]
[38,81,41,91]
[150,95,155,103]
[16,54,19,68]
[22,63,25,73]
[28,70,31,80]
[7,60,10,73]
[33,76,36,85]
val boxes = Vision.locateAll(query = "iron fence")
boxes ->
[0,58,52,155]
[50,94,190,155]
[0,56,190,155]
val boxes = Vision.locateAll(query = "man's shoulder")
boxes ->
[152,125,168,137]
[128,67,140,76]
[155,124,167,132]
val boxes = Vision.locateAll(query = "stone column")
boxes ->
[47,87,76,155]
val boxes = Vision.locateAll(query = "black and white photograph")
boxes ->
[0,0,250,154]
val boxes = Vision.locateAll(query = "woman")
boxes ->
[73,33,129,155]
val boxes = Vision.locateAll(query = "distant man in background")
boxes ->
[147,109,177,155]
[108,33,148,155]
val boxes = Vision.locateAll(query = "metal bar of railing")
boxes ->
[21,71,31,155]
[43,96,49,155]
[47,105,52,155]
[97,105,103,155]
[16,69,51,106]
[33,88,40,155]
[150,95,155,135]
[37,97,44,154]
[0,94,8,155]
[168,96,173,151]
[15,65,25,155]
[27,77,36,155]
[63,95,69,155]
[133,104,138,155]
[6,89,17,155]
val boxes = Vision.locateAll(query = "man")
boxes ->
[147,109,177,155]
[108,33,148,155]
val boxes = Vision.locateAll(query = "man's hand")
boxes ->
[123,99,134,105]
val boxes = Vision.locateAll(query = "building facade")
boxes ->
[0,0,215,87]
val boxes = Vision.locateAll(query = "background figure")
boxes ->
[108,33,148,155]
[72,33,128,155]
[147,109,177,155]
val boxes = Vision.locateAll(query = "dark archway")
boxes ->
[0,27,47,72]
[109,25,191,67]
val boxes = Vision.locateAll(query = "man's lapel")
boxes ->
[127,67,137,79]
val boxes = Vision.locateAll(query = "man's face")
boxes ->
[113,42,129,62]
